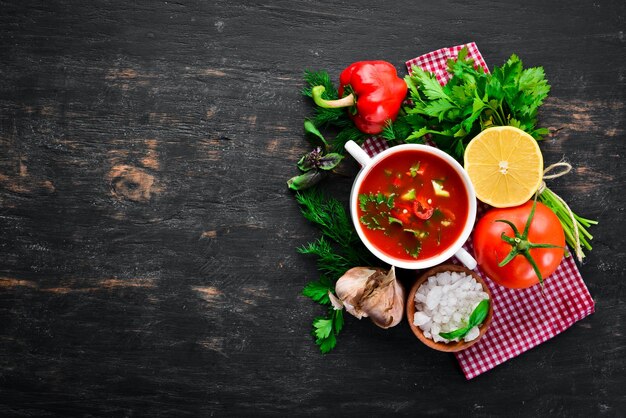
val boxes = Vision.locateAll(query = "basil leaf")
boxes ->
[304,120,328,146]
[287,170,323,191]
[439,326,470,340]
[317,153,343,171]
[297,154,315,172]
[468,299,490,328]
[439,299,490,340]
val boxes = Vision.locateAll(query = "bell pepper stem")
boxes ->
[311,86,355,109]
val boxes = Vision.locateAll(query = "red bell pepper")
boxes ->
[311,61,407,135]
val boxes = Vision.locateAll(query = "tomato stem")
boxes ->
[495,199,564,287]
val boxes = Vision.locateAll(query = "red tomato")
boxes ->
[473,201,565,289]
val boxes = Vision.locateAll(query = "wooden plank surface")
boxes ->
[0,0,624,416]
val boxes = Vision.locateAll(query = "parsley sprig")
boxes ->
[297,189,377,353]
[396,47,551,161]
[358,192,395,231]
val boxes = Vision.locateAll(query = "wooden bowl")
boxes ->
[406,264,494,352]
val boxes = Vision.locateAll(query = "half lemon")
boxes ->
[464,126,543,208]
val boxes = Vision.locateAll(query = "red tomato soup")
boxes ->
[356,149,469,261]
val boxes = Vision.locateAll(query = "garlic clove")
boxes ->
[327,290,344,310]
[360,266,405,329]
[335,267,377,319]
[342,301,362,319]
[334,266,405,329]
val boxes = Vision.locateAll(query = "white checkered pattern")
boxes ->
[405,42,490,82]
[360,43,595,380]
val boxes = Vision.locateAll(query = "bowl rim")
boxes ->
[406,264,494,352]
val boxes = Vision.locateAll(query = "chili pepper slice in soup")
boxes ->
[357,150,469,261]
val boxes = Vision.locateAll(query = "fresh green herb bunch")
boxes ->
[302,70,365,153]
[287,122,345,191]
[394,47,551,162]
[297,188,378,353]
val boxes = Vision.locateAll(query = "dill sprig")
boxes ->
[296,188,378,353]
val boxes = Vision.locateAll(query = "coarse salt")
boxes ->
[413,271,489,343]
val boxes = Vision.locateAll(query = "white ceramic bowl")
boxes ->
[345,140,477,270]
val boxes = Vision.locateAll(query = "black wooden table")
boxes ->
[1,1,624,416]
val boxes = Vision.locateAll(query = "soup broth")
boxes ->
[356,149,469,261]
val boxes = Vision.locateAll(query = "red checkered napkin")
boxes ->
[362,43,595,379]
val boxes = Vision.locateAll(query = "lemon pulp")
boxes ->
[464,126,543,208]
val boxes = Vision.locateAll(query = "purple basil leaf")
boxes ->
[317,153,344,171]
[297,154,316,172]
[297,147,324,171]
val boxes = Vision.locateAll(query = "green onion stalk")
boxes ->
[537,162,598,262]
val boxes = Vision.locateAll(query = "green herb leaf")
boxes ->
[302,278,333,305]
[388,216,403,226]
[311,309,344,354]
[438,299,490,340]
[317,153,344,171]
[297,154,315,172]
[296,189,356,249]
[333,309,344,334]
[423,99,456,120]
[302,70,338,98]
[330,125,366,153]
[381,120,395,141]
[439,326,470,340]
[404,229,429,239]
[287,170,324,190]
[411,66,450,101]
[359,214,384,231]
[313,317,333,340]
[405,126,430,142]
[317,331,336,353]
[405,241,422,258]
[358,193,368,211]
[358,192,395,231]
[304,119,328,146]
[299,237,357,280]
[486,76,504,101]
[296,189,377,279]
[401,48,551,161]
[468,299,490,328]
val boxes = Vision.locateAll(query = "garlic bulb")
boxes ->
[332,266,405,329]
